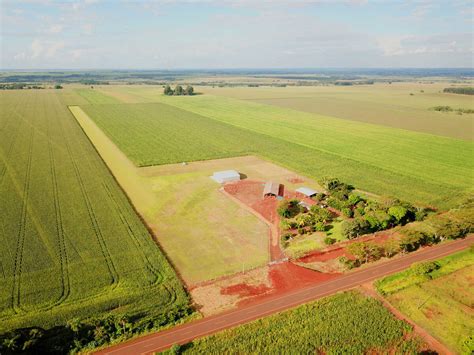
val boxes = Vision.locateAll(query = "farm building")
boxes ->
[211,170,241,184]
[263,182,281,197]
[296,187,318,198]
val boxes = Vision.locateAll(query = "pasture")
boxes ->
[0,90,190,333]
[84,87,473,210]
[376,249,474,354]
[172,291,425,354]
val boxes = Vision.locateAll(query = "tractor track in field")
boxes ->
[0,111,23,188]
[11,129,34,313]
[46,105,71,306]
[102,182,164,286]
[60,116,120,289]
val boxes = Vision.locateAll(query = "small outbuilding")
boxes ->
[296,187,318,198]
[211,170,241,184]
[263,181,281,197]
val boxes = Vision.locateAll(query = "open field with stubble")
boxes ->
[376,249,474,354]
[84,86,474,210]
[0,90,190,333]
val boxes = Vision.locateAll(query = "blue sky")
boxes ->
[1,0,473,69]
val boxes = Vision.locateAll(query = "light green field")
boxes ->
[0,90,190,333]
[168,291,425,354]
[200,83,474,141]
[84,87,473,209]
[376,249,474,354]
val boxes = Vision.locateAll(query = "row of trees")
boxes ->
[164,85,194,96]
[341,200,474,269]
[443,87,474,95]
[0,305,193,353]
[315,178,425,239]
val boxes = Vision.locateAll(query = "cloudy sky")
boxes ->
[1,0,473,69]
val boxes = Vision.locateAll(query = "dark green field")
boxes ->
[0,90,190,334]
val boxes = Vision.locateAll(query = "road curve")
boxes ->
[97,236,473,355]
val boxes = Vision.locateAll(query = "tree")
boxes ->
[185,85,194,95]
[388,206,408,224]
[277,199,301,218]
[54,84,63,89]
[341,218,370,239]
[347,241,381,264]
[164,85,173,95]
[381,238,400,258]
[174,85,184,96]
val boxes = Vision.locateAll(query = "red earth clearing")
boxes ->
[221,261,341,308]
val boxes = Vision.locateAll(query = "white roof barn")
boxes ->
[211,170,241,184]
[296,187,318,197]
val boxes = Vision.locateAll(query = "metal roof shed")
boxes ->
[211,170,241,184]
[296,187,318,197]
[263,182,281,197]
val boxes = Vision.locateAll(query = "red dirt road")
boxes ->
[97,236,473,355]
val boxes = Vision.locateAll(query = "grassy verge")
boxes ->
[375,248,474,354]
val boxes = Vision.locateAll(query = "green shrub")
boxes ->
[324,237,336,245]
[411,261,441,276]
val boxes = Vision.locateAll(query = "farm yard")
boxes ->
[376,249,474,354]
[0,90,191,342]
[85,85,473,210]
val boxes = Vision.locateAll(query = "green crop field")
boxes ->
[376,249,474,354]
[82,87,473,209]
[0,90,190,335]
[166,291,424,354]
[75,88,121,104]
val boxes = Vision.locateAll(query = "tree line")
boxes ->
[164,85,194,96]
[443,87,474,95]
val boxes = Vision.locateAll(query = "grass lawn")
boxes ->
[376,249,474,354]
[285,233,324,258]
[326,217,345,242]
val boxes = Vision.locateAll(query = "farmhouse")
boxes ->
[263,181,281,197]
[211,170,241,184]
[296,187,318,198]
